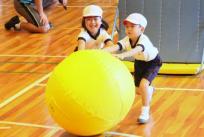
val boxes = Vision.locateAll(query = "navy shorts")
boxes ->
[134,54,162,87]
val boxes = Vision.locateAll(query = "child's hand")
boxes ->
[112,54,124,60]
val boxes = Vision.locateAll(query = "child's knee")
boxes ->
[38,25,50,33]
[136,87,141,95]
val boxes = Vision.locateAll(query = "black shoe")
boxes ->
[4,16,20,30]
[49,22,53,29]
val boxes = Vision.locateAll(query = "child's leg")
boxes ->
[135,87,140,95]
[137,78,155,124]
[139,78,151,106]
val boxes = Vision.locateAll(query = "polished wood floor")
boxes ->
[1,0,204,137]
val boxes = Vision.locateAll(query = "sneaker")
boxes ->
[49,22,53,29]
[137,106,150,124]
[4,16,20,30]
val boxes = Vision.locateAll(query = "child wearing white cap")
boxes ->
[104,13,162,124]
[75,5,114,51]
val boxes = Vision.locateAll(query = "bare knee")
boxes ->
[38,26,50,33]
[136,87,141,95]
[139,79,150,91]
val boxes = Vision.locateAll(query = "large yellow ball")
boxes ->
[45,50,135,136]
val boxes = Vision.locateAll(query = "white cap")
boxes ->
[123,13,147,28]
[83,5,103,17]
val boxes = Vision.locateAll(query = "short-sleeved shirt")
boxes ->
[77,28,112,49]
[117,34,158,61]
[117,34,162,86]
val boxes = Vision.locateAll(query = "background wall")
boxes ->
[118,0,204,63]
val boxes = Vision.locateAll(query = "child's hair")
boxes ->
[81,18,109,31]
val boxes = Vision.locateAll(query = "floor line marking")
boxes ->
[44,128,61,137]
[0,54,66,58]
[0,121,140,137]
[34,84,204,92]
[0,121,62,130]
[104,131,141,137]
[156,87,204,92]
[0,5,117,8]
[0,71,48,74]
[0,73,51,109]
[0,126,11,130]
[36,83,47,87]
[57,5,117,8]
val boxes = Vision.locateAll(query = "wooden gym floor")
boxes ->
[0,0,204,137]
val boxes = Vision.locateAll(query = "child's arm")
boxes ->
[113,46,143,60]
[104,40,114,48]
[103,45,120,53]
[77,39,86,50]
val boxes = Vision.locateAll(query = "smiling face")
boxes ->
[124,21,144,40]
[84,16,102,36]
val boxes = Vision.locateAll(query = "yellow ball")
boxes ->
[45,50,135,136]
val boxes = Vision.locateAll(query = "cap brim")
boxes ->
[123,19,136,25]
[83,15,102,17]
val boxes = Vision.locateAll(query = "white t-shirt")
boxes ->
[77,28,112,49]
[118,34,158,61]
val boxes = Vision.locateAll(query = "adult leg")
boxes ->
[14,0,50,33]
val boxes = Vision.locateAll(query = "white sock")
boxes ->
[142,106,150,113]
[15,23,20,30]
[148,86,154,101]
[139,106,150,120]
[149,86,154,93]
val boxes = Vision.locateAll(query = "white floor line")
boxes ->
[0,121,62,130]
[156,87,204,92]
[36,83,47,87]
[0,121,140,137]
[57,5,117,8]
[0,5,116,8]
[0,126,11,130]
[43,128,61,137]
[35,84,204,92]
[0,54,66,58]
[0,73,51,109]
[104,131,141,137]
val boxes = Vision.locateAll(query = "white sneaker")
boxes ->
[137,106,150,124]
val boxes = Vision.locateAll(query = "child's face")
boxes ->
[124,22,144,39]
[85,16,102,35]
